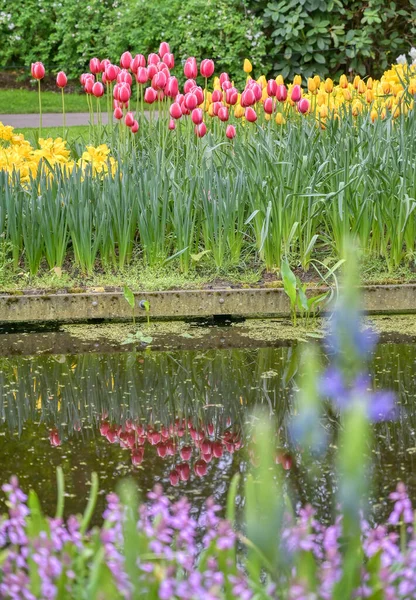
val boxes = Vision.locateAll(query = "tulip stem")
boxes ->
[61,87,66,138]
[38,79,42,139]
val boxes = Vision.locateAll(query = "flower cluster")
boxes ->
[2,476,416,598]
[0,122,115,181]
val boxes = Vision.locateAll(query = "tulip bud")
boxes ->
[165,76,178,98]
[191,85,204,105]
[339,74,348,89]
[194,459,208,476]
[218,106,229,121]
[195,122,207,137]
[219,72,230,86]
[178,462,190,481]
[118,83,131,104]
[221,79,232,91]
[120,51,132,69]
[291,84,302,103]
[275,111,285,125]
[263,97,275,114]
[117,69,132,85]
[125,111,135,127]
[243,59,253,73]
[245,107,257,122]
[114,107,123,120]
[168,118,176,130]
[212,101,222,116]
[184,92,198,110]
[211,89,222,103]
[147,63,158,80]
[251,82,262,101]
[324,77,334,94]
[56,71,67,88]
[84,78,94,94]
[105,64,118,82]
[92,81,105,97]
[241,88,255,107]
[169,102,182,119]
[180,100,190,116]
[144,86,157,104]
[159,41,170,58]
[276,84,287,102]
[267,79,277,96]
[89,58,101,75]
[191,108,203,124]
[298,98,310,114]
[225,125,236,139]
[169,469,180,486]
[184,57,197,79]
[136,67,148,84]
[161,52,174,69]
[31,62,45,80]
[130,54,145,74]
[151,71,167,90]
[200,59,215,78]
[101,58,110,72]
[225,87,238,105]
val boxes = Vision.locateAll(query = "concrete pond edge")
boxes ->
[1,284,416,323]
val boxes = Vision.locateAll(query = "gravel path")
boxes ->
[0,112,109,128]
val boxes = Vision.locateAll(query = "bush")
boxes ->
[0,0,271,83]
[250,0,416,79]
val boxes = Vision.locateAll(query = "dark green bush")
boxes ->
[250,0,416,79]
[0,0,270,83]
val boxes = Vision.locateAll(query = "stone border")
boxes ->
[0,285,415,323]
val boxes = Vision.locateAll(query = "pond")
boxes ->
[0,322,415,525]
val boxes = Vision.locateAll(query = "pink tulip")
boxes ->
[136,67,148,84]
[169,469,180,486]
[80,73,92,86]
[200,59,215,78]
[151,71,167,90]
[263,97,275,114]
[165,76,178,98]
[291,84,302,102]
[56,71,67,88]
[177,462,190,481]
[218,106,229,122]
[92,81,105,97]
[251,82,262,101]
[191,85,204,105]
[168,118,176,130]
[117,69,132,85]
[114,107,123,120]
[105,64,118,82]
[144,87,157,104]
[298,98,310,114]
[118,83,131,103]
[131,448,144,466]
[221,80,232,92]
[84,78,94,94]
[267,79,277,96]
[225,87,238,105]
[212,440,224,457]
[180,101,190,116]
[163,53,174,69]
[49,428,61,447]
[245,107,257,122]
[130,54,146,73]
[184,92,198,110]
[211,89,222,103]
[100,58,110,72]
[125,111,135,127]
[276,84,288,102]
[156,442,167,457]
[194,459,208,476]
[184,57,197,79]
[241,88,255,107]
[148,52,159,65]
[180,445,192,461]
[120,51,132,69]
[147,63,158,80]
[195,122,207,137]
[212,101,222,116]
[191,108,203,124]
[89,58,101,75]
[169,102,182,119]
[159,41,170,58]
[31,62,45,80]
[219,72,230,86]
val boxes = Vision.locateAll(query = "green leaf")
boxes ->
[281,259,297,308]
[123,286,135,310]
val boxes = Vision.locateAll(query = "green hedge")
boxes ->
[0,0,415,81]
[0,0,270,84]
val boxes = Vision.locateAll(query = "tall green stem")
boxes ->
[61,87,66,138]
[38,79,42,138]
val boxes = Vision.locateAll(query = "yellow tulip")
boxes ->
[357,80,367,94]
[234,104,245,118]
[257,75,267,88]
[367,77,373,90]
[319,104,329,119]
[308,78,317,93]
[408,79,416,95]
[243,59,252,73]
[339,74,348,89]
[370,108,378,122]
[353,75,361,89]
[275,74,284,85]
[324,78,333,93]
[381,81,391,95]
[275,112,285,125]
[365,89,374,103]
[313,74,321,88]
[293,74,302,85]
[264,113,271,121]
[343,88,352,101]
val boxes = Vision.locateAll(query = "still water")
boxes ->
[0,339,415,523]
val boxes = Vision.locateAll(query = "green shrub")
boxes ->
[250,0,416,79]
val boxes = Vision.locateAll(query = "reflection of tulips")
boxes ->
[98,416,244,486]
[49,429,61,447]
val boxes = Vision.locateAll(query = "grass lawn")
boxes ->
[15,126,90,143]
[0,89,99,114]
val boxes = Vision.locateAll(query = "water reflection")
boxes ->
[0,343,415,522]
